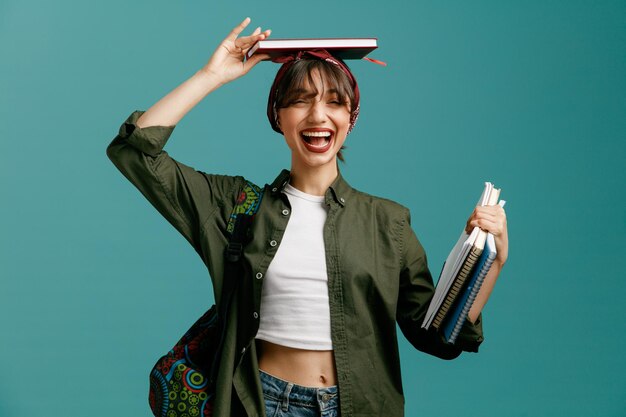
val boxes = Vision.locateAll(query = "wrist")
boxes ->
[196,68,227,91]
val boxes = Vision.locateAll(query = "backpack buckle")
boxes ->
[225,242,244,263]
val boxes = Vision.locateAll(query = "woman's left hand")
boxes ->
[465,205,508,265]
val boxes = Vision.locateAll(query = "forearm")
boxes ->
[465,203,508,324]
[467,258,503,323]
[136,69,224,128]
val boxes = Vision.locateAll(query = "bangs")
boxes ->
[275,60,355,111]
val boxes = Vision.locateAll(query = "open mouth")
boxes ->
[301,130,334,153]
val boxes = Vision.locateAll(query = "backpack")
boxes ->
[148,181,264,417]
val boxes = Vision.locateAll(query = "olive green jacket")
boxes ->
[107,111,484,417]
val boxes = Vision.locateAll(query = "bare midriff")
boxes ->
[256,339,338,387]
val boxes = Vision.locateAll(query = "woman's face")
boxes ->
[277,68,351,170]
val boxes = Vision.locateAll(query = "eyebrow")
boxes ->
[291,88,341,98]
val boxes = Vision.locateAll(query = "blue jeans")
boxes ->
[259,370,340,417]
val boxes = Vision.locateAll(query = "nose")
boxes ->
[307,100,327,124]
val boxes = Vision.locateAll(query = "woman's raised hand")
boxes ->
[201,17,271,85]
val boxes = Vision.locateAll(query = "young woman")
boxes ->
[107,18,508,417]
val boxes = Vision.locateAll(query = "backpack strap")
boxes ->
[221,180,264,298]
[209,180,264,385]
[226,181,264,235]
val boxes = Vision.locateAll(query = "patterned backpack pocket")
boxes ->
[149,306,218,417]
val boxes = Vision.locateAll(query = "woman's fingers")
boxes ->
[203,19,270,84]
[226,17,271,52]
[235,29,271,51]
[237,27,261,47]
[474,205,505,218]
[465,205,507,235]
[226,17,251,42]
[468,218,500,234]
[464,205,509,264]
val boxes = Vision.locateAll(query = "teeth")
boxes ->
[302,131,331,137]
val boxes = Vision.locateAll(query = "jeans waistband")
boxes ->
[259,370,339,411]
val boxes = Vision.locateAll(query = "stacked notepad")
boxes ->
[421,182,504,343]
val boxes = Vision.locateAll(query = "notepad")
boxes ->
[246,38,378,60]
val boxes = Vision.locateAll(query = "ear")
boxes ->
[273,108,282,131]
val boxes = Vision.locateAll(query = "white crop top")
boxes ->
[255,183,333,350]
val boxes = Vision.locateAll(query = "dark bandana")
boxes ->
[267,49,360,135]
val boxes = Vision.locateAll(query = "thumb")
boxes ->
[243,53,270,73]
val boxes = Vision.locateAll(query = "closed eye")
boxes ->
[326,93,344,105]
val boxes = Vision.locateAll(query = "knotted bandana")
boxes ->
[267,49,360,135]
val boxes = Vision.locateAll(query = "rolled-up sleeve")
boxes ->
[396,208,484,360]
[106,111,242,258]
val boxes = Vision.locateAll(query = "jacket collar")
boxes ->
[269,169,351,208]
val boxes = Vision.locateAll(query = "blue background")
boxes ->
[1,1,625,416]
